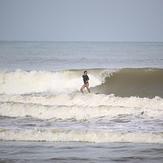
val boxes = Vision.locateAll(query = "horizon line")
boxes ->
[0,40,163,43]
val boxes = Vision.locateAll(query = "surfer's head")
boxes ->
[84,71,87,75]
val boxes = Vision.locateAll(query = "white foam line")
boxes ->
[0,93,163,108]
[0,100,162,120]
[0,128,163,143]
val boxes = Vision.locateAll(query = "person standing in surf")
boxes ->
[80,71,90,93]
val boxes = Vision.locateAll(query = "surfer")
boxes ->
[80,71,90,93]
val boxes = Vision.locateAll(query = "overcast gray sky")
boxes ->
[0,0,163,42]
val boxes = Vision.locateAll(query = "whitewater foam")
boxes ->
[0,93,162,107]
[0,94,163,120]
[0,128,163,143]
[0,69,106,94]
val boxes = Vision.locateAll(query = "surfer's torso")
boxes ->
[82,75,89,84]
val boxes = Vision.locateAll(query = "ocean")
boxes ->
[0,41,163,162]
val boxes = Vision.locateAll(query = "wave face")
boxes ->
[93,68,163,98]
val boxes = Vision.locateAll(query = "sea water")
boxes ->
[0,41,163,71]
[0,41,163,162]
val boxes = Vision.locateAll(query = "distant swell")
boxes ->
[92,68,163,98]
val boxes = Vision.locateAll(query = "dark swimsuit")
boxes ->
[82,75,89,84]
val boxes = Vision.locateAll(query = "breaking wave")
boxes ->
[0,69,104,94]
[0,68,163,97]
[0,68,163,143]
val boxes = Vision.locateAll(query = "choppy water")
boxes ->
[0,41,163,162]
[0,142,163,163]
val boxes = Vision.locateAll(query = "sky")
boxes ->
[0,0,163,42]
